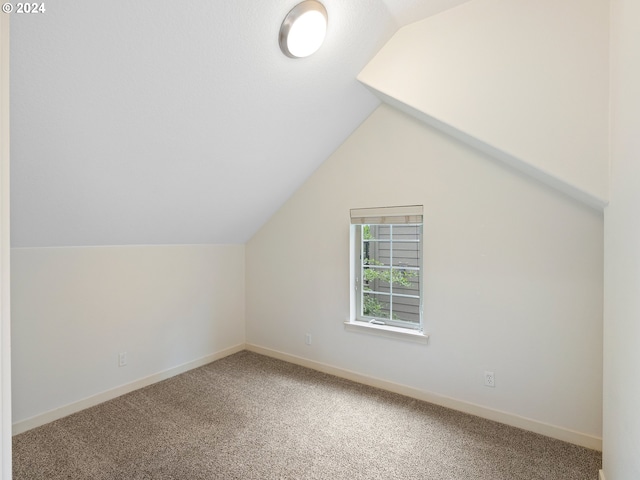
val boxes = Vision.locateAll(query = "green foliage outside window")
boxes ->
[361,260,417,319]
[360,223,419,321]
[362,295,386,318]
[362,258,417,288]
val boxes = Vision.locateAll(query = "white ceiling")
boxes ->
[10,0,471,247]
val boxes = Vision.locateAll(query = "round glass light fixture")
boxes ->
[279,1,328,58]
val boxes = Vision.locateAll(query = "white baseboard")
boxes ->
[14,342,603,453]
[13,343,245,435]
[246,343,603,452]
[599,469,606,480]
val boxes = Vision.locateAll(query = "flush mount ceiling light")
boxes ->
[279,1,328,58]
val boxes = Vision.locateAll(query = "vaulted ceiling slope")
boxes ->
[359,0,610,208]
[10,0,471,248]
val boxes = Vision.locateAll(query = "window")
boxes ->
[349,206,424,336]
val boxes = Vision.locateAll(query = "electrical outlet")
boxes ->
[305,333,312,346]
[484,371,495,387]
[118,352,127,367]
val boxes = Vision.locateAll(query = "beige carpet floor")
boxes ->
[13,351,601,479]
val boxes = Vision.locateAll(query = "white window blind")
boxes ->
[350,205,423,225]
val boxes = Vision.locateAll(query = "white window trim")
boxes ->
[347,205,428,343]
[344,320,429,344]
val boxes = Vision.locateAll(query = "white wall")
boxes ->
[358,0,609,206]
[603,0,640,477]
[246,104,603,445]
[11,244,245,426]
[0,10,11,478]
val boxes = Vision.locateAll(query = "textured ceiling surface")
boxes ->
[10,0,470,247]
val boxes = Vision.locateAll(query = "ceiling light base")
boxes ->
[279,1,328,59]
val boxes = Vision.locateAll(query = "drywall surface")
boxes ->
[11,244,245,424]
[0,10,11,477]
[246,104,603,440]
[10,0,393,248]
[603,0,640,477]
[359,0,609,205]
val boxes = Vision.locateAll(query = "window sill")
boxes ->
[344,321,429,344]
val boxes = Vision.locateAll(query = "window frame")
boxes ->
[347,206,428,343]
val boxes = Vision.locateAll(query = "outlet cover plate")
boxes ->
[484,371,495,387]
